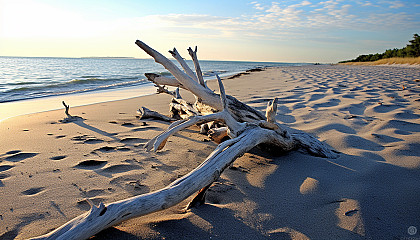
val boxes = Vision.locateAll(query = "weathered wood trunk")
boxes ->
[30,40,337,240]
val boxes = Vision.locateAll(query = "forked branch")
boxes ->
[188,46,206,87]
[32,40,337,240]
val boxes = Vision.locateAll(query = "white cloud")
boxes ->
[126,0,418,43]
[388,1,404,9]
[252,2,265,10]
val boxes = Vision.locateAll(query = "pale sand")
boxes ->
[0,65,419,239]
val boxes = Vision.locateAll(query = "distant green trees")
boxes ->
[340,34,420,63]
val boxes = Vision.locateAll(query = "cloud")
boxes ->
[126,0,418,43]
[251,2,265,11]
[388,1,404,9]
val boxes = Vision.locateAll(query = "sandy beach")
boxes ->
[1,65,419,239]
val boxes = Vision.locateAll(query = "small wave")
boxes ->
[69,78,108,84]
[81,75,101,78]
[0,81,43,86]
[0,78,149,103]
[6,86,31,92]
[70,76,142,85]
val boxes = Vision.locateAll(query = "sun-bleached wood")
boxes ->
[31,41,337,240]
[155,85,181,99]
[169,48,198,83]
[136,40,265,122]
[266,98,278,123]
[137,106,174,122]
[136,40,219,109]
[59,101,83,123]
[188,46,206,87]
[145,73,186,89]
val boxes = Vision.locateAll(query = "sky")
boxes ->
[0,0,419,63]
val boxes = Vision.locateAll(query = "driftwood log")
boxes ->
[31,41,337,240]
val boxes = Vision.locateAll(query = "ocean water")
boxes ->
[0,56,305,103]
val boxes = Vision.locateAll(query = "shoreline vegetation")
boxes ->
[339,56,420,66]
[339,34,420,66]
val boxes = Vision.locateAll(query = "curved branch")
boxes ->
[30,127,270,240]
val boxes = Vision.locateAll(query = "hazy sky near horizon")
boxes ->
[0,0,419,62]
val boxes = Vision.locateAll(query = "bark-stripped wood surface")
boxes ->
[30,40,337,240]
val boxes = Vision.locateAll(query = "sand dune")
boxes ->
[0,65,419,239]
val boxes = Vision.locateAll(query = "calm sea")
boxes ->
[0,56,306,103]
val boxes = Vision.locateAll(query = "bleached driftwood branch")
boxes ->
[32,40,337,240]
[145,73,185,89]
[137,106,174,122]
[188,46,206,87]
[59,101,83,123]
[136,40,265,122]
[169,48,198,83]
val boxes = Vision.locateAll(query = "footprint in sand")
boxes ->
[311,98,341,109]
[0,173,10,179]
[73,160,107,169]
[71,135,104,144]
[50,155,67,161]
[121,122,135,127]
[371,133,403,144]
[21,187,45,196]
[393,110,420,120]
[100,164,143,174]
[0,165,14,172]
[5,150,21,155]
[93,146,116,153]
[379,119,420,133]
[339,103,366,115]
[4,152,38,162]
[116,147,131,151]
[372,104,403,113]
[308,93,326,102]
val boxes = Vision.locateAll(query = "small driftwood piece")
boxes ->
[31,41,337,240]
[137,106,174,122]
[155,85,181,99]
[59,101,83,123]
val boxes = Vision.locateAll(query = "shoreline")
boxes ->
[0,67,273,122]
[0,83,158,122]
[1,65,419,239]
